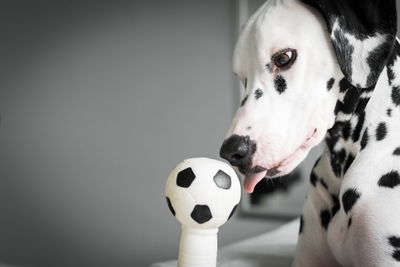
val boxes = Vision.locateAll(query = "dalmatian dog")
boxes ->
[219,0,400,266]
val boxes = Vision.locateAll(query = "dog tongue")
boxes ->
[244,171,267,193]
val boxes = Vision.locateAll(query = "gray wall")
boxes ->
[0,1,277,267]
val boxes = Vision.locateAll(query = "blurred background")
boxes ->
[0,1,399,267]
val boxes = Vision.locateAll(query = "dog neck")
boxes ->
[322,41,400,181]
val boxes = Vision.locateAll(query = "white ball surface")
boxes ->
[166,158,241,229]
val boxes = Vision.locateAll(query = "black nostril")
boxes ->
[219,135,255,166]
[231,153,243,161]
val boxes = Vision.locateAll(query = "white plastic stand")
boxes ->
[166,158,241,267]
[178,226,218,267]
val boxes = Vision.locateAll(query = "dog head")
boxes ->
[220,0,397,193]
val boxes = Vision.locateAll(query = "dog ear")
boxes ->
[302,0,397,89]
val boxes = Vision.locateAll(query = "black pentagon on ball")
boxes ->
[191,205,212,224]
[176,167,196,188]
[213,170,231,189]
[166,197,175,216]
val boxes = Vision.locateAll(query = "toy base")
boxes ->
[178,226,218,267]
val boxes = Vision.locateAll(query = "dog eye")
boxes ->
[272,49,297,70]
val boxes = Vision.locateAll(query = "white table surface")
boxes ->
[151,218,299,267]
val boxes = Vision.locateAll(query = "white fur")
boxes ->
[229,0,341,175]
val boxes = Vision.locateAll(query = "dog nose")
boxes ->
[219,135,254,166]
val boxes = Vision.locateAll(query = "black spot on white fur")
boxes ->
[394,251,400,262]
[394,147,400,155]
[327,78,335,91]
[320,209,331,230]
[376,122,387,141]
[339,78,352,93]
[360,127,369,150]
[355,97,370,114]
[342,188,361,214]
[336,140,345,155]
[310,172,318,186]
[241,95,248,107]
[266,63,273,73]
[387,42,400,69]
[347,217,352,228]
[343,153,355,174]
[388,236,400,262]
[334,100,342,115]
[318,194,340,231]
[329,148,346,178]
[274,75,287,94]
[388,65,396,85]
[330,157,342,178]
[389,236,400,248]
[392,86,400,106]
[378,171,400,188]
[254,88,263,99]
[352,112,365,142]
[342,87,361,114]
[387,108,393,117]
[342,121,351,140]
[320,179,328,190]
[387,52,399,86]
[331,194,340,217]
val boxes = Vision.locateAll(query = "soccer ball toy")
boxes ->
[165,157,241,267]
